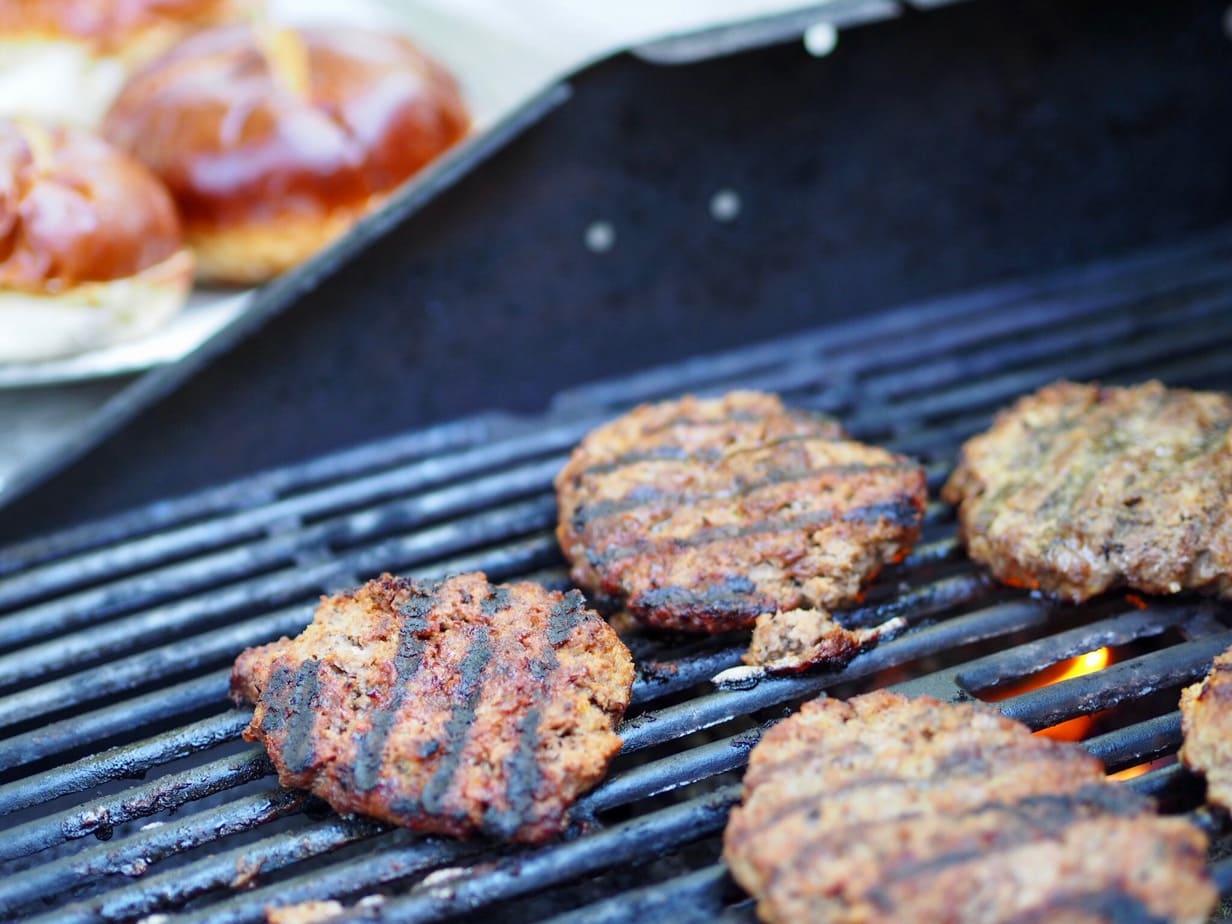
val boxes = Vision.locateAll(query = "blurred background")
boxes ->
[1,0,1229,542]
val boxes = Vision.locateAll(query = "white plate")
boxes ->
[0,289,251,388]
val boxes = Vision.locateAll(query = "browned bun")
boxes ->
[102,24,470,284]
[0,1,258,128]
[0,0,255,62]
[0,119,192,361]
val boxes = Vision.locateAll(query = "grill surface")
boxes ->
[3,231,1232,922]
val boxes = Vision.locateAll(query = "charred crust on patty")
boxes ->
[231,572,634,844]
[555,391,927,633]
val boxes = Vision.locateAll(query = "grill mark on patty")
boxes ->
[865,788,1152,890]
[731,774,914,844]
[633,576,768,619]
[255,665,294,736]
[414,592,502,817]
[764,784,1150,898]
[743,752,1099,845]
[546,590,589,644]
[579,446,720,477]
[352,588,435,792]
[1001,890,1170,924]
[482,705,543,839]
[571,462,916,528]
[481,585,511,615]
[576,433,833,478]
[590,498,922,567]
[281,659,322,774]
[482,594,585,838]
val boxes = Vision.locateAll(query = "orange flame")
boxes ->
[984,648,1113,741]
[1109,762,1151,781]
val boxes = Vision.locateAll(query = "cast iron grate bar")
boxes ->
[2,232,1232,923]
[0,416,504,581]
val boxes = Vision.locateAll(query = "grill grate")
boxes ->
[4,230,1232,922]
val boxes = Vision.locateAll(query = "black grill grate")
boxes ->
[3,230,1232,922]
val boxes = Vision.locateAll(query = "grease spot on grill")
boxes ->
[730,728,763,751]
[713,664,765,690]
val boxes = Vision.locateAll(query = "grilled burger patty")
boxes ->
[231,572,634,844]
[723,691,1216,924]
[555,391,927,633]
[1180,642,1232,812]
[943,380,1232,602]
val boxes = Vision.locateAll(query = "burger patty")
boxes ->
[555,391,928,633]
[1180,641,1232,812]
[723,691,1216,924]
[943,380,1232,602]
[231,572,634,844]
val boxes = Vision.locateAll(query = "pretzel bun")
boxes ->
[0,1,255,127]
[0,119,192,362]
[103,24,469,285]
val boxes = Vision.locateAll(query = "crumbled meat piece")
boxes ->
[1180,641,1232,811]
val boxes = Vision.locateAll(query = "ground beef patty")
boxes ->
[723,691,1215,924]
[943,380,1232,602]
[1180,641,1232,812]
[555,391,927,633]
[231,572,634,844]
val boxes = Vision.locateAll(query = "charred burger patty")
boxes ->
[232,572,634,844]
[555,391,927,634]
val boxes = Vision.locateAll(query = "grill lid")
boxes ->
[2,231,1232,922]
